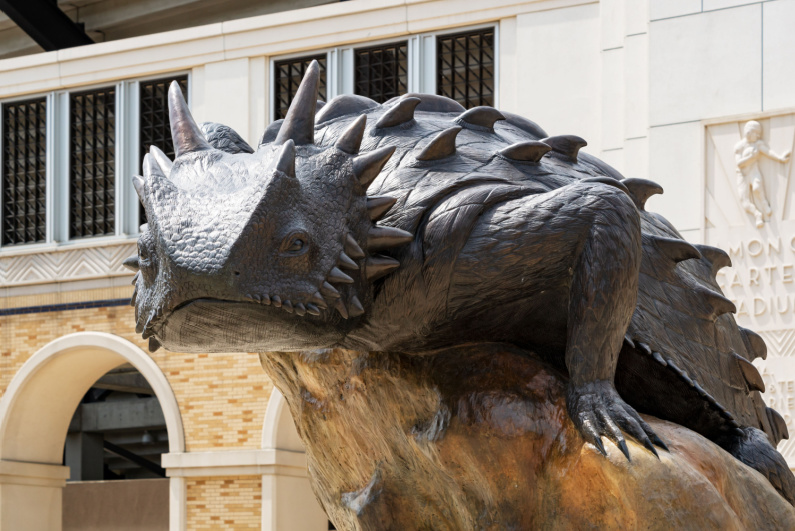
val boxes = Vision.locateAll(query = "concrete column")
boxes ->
[262,473,327,531]
[64,432,104,481]
[0,460,70,531]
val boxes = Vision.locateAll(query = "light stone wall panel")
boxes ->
[515,3,602,154]
[648,121,703,231]
[203,58,251,145]
[649,0,702,21]
[703,0,765,11]
[623,32,649,142]
[762,0,795,112]
[624,0,649,35]
[601,47,625,152]
[649,4,762,127]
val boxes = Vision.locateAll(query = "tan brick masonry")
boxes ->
[0,285,277,527]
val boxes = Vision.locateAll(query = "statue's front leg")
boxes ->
[564,179,667,460]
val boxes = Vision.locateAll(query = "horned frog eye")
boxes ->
[281,232,309,255]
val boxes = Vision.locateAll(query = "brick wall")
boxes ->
[0,284,276,526]
[187,476,263,529]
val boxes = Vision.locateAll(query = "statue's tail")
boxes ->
[610,178,792,504]
[718,427,795,506]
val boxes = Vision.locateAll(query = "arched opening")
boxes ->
[0,332,185,531]
[261,389,327,531]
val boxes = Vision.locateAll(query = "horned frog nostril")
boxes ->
[234,271,241,276]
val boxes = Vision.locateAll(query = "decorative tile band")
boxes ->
[0,242,136,287]
[0,298,130,317]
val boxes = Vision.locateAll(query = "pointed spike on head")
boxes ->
[311,291,329,309]
[353,146,396,189]
[123,255,140,272]
[133,176,145,201]
[272,139,296,178]
[345,233,366,259]
[274,60,319,146]
[149,337,161,353]
[336,115,367,154]
[455,106,505,130]
[338,252,359,270]
[367,226,413,251]
[375,97,421,129]
[349,296,365,317]
[327,266,354,284]
[540,135,587,161]
[169,80,211,157]
[334,298,349,319]
[622,178,664,210]
[732,352,766,393]
[367,196,397,221]
[499,141,551,163]
[416,126,462,161]
[150,145,174,174]
[321,281,341,299]
[365,255,400,281]
[653,236,702,263]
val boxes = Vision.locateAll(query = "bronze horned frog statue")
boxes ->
[126,61,795,528]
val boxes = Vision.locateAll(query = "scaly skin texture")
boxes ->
[127,61,795,507]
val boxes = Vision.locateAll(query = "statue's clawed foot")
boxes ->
[567,380,668,461]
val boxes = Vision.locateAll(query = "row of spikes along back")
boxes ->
[349,83,776,431]
[123,60,414,323]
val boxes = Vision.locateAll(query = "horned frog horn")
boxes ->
[275,60,319,146]
[168,80,211,157]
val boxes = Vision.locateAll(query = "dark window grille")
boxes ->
[437,28,495,109]
[2,98,47,245]
[70,87,116,238]
[139,76,188,223]
[274,55,327,120]
[354,41,408,103]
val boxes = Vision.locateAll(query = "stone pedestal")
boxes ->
[262,344,795,530]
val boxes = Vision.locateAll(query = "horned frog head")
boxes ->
[125,61,411,353]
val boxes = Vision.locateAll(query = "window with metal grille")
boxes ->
[436,28,495,109]
[140,76,188,223]
[70,87,116,238]
[354,42,408,103]
[273,55,327,120]
[2,98,47,245]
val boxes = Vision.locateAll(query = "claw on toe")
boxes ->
[568,380,667,462]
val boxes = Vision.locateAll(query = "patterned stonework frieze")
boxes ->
[0,242,136,287]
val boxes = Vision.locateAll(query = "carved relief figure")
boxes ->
[125,64,795,526]
[735,120,791,228]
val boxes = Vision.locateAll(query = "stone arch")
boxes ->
[262,388,304,452]
[0,331,185,531]
[261,388,327,530]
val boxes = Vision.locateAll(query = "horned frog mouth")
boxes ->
[152,297,347,353]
